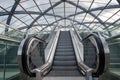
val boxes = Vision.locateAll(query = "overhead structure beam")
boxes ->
[48,0,58,24]
[18,24,56,30]
[0,6,29,27]
[18,21,112,30]
[66,0,106,27]
[0,5,119,16]
[0,10,114,30]
[88,0,112,28]
[39,18,91,33]
[68,5,120,17]
[92,10,120,29]
[117,0,120,4]
[104,18,120,29]
[18,2,43,31]
[64,1,66,27]
[0,0,119,30]
[6,0,21,25]
[72,0,80,24]
[0,2,118,29]
[79,0,94,28]
[0,10,118,27]
[15,12,114,30]
[28,1,62,29]
[19,16,91,31]
[33,0,50,27]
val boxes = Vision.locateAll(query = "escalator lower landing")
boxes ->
[47,31,82,76]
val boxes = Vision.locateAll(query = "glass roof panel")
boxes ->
[98,9,120,22]
[44,16,56,23]
[65,2,76,17]
[54,3,64,17]
[0,0,119,37]
[0,0,14,11]
[0,15,8,23]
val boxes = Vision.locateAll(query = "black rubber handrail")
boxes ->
[82,34,95,41]
[20,36,45,77]
[82,33,105,77]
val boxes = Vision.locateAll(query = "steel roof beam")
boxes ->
[104,18,120,29]
[28,1,62,29]
[0,5,119,16]
[66,1,106,27]
[19,16,91,31]
[117,0,120,4]
[6,0,21,32]
[6,0,21,25]
[39,18,91,33]
[18,21,112,30]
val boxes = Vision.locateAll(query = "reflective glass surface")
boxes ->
[0,40,20,80]
[0,0,119,36]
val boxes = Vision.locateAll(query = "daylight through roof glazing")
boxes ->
[0,0,120,37]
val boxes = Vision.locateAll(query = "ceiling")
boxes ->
[0,0,120,36]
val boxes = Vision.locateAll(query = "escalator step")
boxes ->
[57,44,72,46]
[47,70,81,76]
[55,52,74,56]
[52,66,78,70]
[54,56,75,61]
[57,46,73,49]
[47,31,81,76]
[56,48,74,52]
[53,61,76,66]
[58,41,71,43]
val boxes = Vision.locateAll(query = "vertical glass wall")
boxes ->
[0,22,24,41]
[0,22,24,80]
[0,40,20,80]
[108,38,120,77]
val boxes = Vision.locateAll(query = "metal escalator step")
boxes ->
[55,52,74,56]
[53,61,76,66]
[57,46,73,49]
[54,56,75,61]
[58,39,71,41]
[57,45,73,48]
[42,76,85,80]
[58,41,71,42]
[57,44,72,46]
[58,41,71,43]
[56,48,74,52]
[47,31,82,76]
[52,66,78,70]
[47,70,81,76]
[59,38,71,39]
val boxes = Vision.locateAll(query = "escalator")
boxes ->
[82,33,109,77]
[17,30,109,80]
[47,31,81,76]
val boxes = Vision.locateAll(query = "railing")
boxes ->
[18,36,45,77]
[0,22,25,80]
[34,30,60,80]
[105,34,120,78]
[0,22,25,41]
[72,26,82,42]
[0,41,20,80]
[82,32,109,76]
[70,30,93,80]
[70,29,109,79]
[17,30,60,80]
